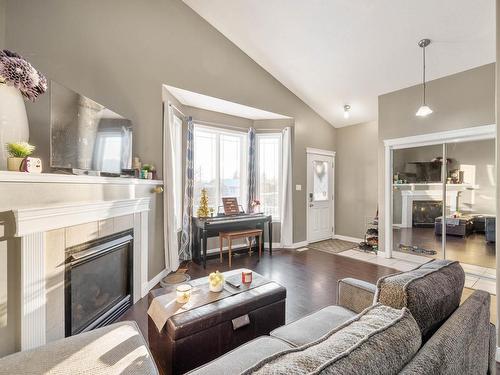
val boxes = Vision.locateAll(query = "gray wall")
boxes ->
[0,0,4,49]
[335,121,378,239]
[378,63,496,252]
[4,0,336,246]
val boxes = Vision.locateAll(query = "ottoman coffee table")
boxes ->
[147,269,286,375]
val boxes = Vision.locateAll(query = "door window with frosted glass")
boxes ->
[313,160,329,201]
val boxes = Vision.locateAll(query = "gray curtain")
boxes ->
[179,117,194,260]
[247,127,257,213]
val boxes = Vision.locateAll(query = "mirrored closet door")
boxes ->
[391,134,496,272]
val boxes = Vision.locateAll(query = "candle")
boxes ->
[242,271,252,284]
[176,284,192,303]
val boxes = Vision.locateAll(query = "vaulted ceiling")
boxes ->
[183,0,495,127]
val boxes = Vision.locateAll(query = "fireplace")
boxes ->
[412,200,443,228]
[65,230,133,336]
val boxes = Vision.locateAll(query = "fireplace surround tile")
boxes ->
[65,222,98,248]
[98,218,114,238]
[114,214,134,232]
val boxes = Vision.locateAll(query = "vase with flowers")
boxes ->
[250,199,261,214]
[0,50,47,170]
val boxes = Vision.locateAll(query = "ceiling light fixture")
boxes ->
[416,38,433,117]
[343,104,351,119]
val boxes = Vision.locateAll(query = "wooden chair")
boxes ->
[219,229,263,268]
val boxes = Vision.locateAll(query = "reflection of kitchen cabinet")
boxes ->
[459,165,476,205]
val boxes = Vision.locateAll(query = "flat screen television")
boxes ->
[50,81,132,174]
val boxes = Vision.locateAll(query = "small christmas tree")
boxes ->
[197,188,210,217]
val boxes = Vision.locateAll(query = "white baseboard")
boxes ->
[496,347,500,362]
[334,234,363,243]
[265,242,282,249]
[142,268,170,296]
[282,240,309,249]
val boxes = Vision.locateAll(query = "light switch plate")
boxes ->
[295,184,302,191]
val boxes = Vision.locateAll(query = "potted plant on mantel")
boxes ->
[6,141,35,171]
[0,49,47,170]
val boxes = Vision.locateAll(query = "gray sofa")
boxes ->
[188,260,495,375]
[0,321,159,375]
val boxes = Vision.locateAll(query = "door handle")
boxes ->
[309,203,314,208]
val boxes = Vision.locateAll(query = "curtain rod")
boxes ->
[192,118,285,132]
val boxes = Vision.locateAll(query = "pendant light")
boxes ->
[415,38,433,117]
[343,104,351,119]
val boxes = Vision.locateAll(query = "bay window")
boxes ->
[192,125,282,220]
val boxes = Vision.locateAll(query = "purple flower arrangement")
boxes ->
[0,49,47,101]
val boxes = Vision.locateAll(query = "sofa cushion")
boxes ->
[375,259,464,338]
[270,305,356,347]
[0,321,158,375]
[243,304,421,375]
[400,290,491,375]
[186,336,292,375]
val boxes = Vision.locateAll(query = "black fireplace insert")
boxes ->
[65,230,133,337]
[412,200,443,228]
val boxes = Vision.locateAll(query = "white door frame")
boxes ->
[306,147,336,243]
[383,124,496,259]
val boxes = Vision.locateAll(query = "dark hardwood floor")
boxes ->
[119,248,398,372]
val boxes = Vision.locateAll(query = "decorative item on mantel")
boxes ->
[141,163,156,180]
[6,141,41,172]
[0,50,47,170]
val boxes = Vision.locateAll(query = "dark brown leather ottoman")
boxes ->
[148,271,286,375]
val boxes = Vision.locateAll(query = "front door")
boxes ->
[307,150,334,243]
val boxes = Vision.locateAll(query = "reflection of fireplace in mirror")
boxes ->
[412,201,443,228]
[65,231,133,337]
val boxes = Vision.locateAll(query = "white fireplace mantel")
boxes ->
[13,198,151,236]
[12,198,151,351]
